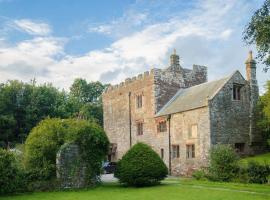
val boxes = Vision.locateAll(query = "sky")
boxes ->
[0,0,269,92]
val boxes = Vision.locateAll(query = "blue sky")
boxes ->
[0,0,268,92]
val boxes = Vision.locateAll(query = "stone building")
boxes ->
[102,50,262,175]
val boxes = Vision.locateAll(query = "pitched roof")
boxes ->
[155,72,236,117]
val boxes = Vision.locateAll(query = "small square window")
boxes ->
[186,144,195,159]
[157,121,167,132]
[172,145,180,159]
[136,122,143,135]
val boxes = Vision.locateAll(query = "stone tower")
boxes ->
[245,51,259,144]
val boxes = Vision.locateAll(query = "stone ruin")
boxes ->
[56,143,88,189]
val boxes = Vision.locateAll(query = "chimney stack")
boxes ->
[245,51,259,144]
[245,51,257,82]
[170,49,180,66]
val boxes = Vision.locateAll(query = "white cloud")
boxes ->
[0,0,268,92]
[12,19,51,36]
[88,10,148,38]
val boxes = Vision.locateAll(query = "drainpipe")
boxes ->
[128,92,132,148]
[168,114,172,175]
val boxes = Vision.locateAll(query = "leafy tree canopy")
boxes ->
[70,78,107,103]
[257,81,270,145]
[244,0,270,71]
[0,79,107,147]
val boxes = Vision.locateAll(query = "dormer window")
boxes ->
[136,94,142,108]
[233,84,241,100]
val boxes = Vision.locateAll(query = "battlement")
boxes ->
[103,50,208,94]
[103,63,208,94]
[103,69,154,93]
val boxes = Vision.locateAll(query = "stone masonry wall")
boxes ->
[56,143,87,189]
[154,65,207,113]
[103,70,156,161]
[170,107,211,176]
[209,72,252,154]
[102,61,208,172]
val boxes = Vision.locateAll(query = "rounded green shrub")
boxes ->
[24,118,109,183]
[208,145,239,182]
[114,143,168,187]
[247,161,270,184]
[0,149,26,194]
[192,169,207,180]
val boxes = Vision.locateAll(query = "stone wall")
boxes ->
[209,72,252,154]
[153,65,207,113]
[102,55,208,174]
[170,107,211,176]
[103,70,156,161]
[56,143,87,189]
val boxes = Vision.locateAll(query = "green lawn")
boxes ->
[1,179,270,200]
[240,153,270,167]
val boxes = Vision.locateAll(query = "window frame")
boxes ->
[136,122,144,136]
[136,94,143,108]
[157,121,167,133]
[161,148,164,159]
[172,145,180,159]
[186,144,195,159]
[232,84,242,101]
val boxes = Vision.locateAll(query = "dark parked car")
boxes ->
[103,162,117,174]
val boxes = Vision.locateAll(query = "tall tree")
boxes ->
[243,0,270,72]
[256,81,270,145]
[70,78,106,103]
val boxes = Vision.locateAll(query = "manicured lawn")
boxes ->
[1,179,270,200]
[240,153,270,167]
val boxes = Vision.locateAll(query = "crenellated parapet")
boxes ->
[103,49,208,97]
[103,69,154,93]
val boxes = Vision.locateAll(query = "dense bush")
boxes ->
[0,149,26,195]
[24,118,109,183]
[247,161,270,184]
[208,145,239,182]
[114,143,168,187]
[192,169,208,180]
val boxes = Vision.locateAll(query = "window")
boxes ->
[233,85,241,100]
[136,122,143,135]
[189,124,198,138]
[161,148,164,159]
[186,144,195,159]
[172,145,180,159]
[136,94,143,108]
[157,121,167,132]
[235,143,245,153]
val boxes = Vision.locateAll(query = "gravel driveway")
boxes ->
[101,174,118,182]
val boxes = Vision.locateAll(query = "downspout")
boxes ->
[128,92,132,148]
[168,114,172,175]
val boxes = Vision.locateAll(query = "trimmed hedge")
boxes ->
[24,118,109,184]
[114,143,168,187]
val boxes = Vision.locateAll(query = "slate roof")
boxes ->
[155,72,236,117]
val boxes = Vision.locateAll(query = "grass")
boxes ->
[1,179,270,200]
[239,152,270,167]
